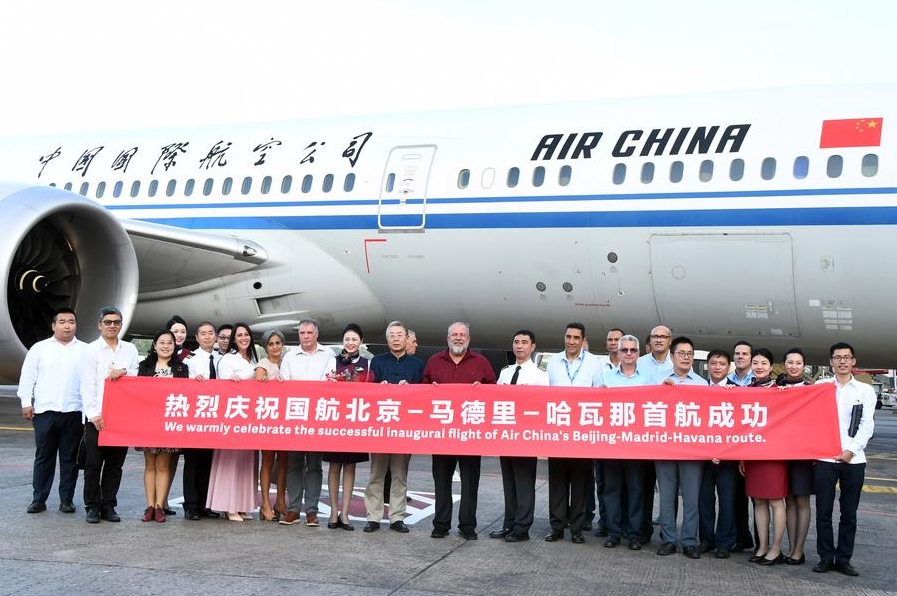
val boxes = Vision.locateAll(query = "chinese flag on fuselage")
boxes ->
[819,118,883,148]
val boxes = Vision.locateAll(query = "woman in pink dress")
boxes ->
[206,322,259,522]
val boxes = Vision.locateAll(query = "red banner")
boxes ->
[99,377,841,460]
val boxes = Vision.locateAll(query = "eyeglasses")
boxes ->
[100,319,122,327]
[650,334,671,340]
[831,355,854,362]
[217,334,231,339]
[619,348,639,354]
[674,351,694,358]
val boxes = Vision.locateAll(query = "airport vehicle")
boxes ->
[0,85,893,382]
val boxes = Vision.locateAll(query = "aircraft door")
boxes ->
[378,145,436,230]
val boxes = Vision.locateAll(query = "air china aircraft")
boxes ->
[0,85,892,382]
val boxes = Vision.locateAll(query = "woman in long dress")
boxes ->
[206,322,259,522]
[255,329,289,521]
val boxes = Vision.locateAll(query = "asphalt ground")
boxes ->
[1,394,895,596]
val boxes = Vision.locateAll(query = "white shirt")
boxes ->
[217,352,256,380]
[816,375,876,464]
[497,359,549,386]
[546,350,603,387]
[17,336,87,413]
[80,337,139,420]
[279,343,336,381]
[187,347,221,379]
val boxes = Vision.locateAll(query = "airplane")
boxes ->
[0,84,893,382]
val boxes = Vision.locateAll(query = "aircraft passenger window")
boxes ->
[761,158,776,180]
[641,163,655,184]
[148,180,158,197]
[166,179,177,197]
[184,179,195,197]
[385,173,395,192]
[261,176,272,194]
[729,159,745,181]
[301,174,313,193]
[95,181,106,199]
[344,173,355,192]
[113,181,123,198]
[558,165,572,186]
[130,181,141,197]
[322,174,334,193]
[862,154,878,177]
[241,176,252,195]
[49,182,56,187]
[507,167,519,188]
[64,182,73,191]
[699,160,713,182]
[281,175,292,194]
[458,169,470,189]
[482,167,495,189]
[793,156,809,179]
[612,163,626,185]
[79,182,89,196]
[670,161,684,183]
[203,178,214,196]
[222,177,233,195]
[532,166,545,187]
[826,155,842,178]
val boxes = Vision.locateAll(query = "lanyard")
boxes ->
[563,354,583,384]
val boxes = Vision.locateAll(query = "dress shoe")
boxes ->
[327,518,342,529]
[278,511,300,525]
[226,512,244,522]
[812,560,833,573]
[833,562,860,577]
[163,507,176,516]
[100,508,121,522]
[305,511,319,527]
[85,508,100,524]
[58,501,75,513]
[27,501,47,514]
[154,506,166,523]
[683,546,701,559]
[728,540,753,552]
[185,510,201,521]
[571,532,585,544]
[544,530,564,542]
[714,549,730,559]
[748,550,768,563]
[489,528,512,539]
[142,506,155,522]
[459,528,478,540]
[363,521,381,533]
[430,528,449,538]
[656,542,677,556]
[582,522,593,532]
[202,508,221,519]
[785,554,805,565]
[390,520,409,533]
[628,539,642,551]
[340,516,354,531]
[758,553,784,566]
[698,540,713,553]
[505,532,529,542]
[239,512,253,520]
[604,537,620,548]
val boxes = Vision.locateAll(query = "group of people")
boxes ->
[18,310,875,578]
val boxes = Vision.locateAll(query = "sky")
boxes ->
[0,0,895,136]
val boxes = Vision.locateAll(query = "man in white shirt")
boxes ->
[278,318,336,527]
[80,306,139,524]
[489,330,548,543]
[182,321,221,520]
[544,322,603,544]
[812,342,876,577]
[18,308,87,514]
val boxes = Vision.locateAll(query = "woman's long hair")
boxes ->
[223,322,258,364]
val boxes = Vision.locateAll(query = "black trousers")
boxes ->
[641,459,656,542]
[603,459,645,541]
[432,454,480,531]
[548,457,592,532]
[82,422,128,511]
[32,410,82,504]
[499,456,537,533]
[814,460,865,564]
[182,448,214,514]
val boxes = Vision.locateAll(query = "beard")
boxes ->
[450,342,468,356]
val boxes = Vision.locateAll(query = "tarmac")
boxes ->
[1,394,895,596]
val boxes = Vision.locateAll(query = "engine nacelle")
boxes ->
[0,184,138,383]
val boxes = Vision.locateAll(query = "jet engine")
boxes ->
[0,184,138,384]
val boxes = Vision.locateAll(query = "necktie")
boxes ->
[509,365,521,385]
[209,354,217,379]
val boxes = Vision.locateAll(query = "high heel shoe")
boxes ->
[758,553,785,566]
[226,512,244,522]
[339,514,354,531]
[749,550,769,563]
[327,517,342,529]
[785,554,806,565]
[259,509,276,522]
[239,512,253,520]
